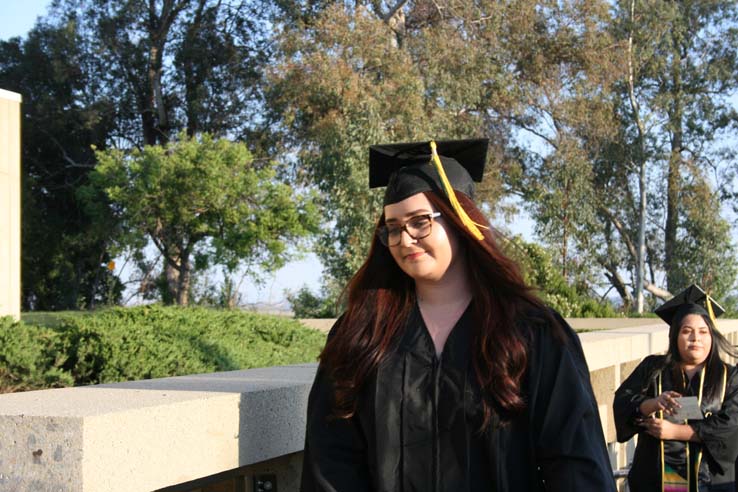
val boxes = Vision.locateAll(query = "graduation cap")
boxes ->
[654,284,725,326]
[369,139,489,240]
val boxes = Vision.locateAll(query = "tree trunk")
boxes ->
[603,264,633,310]
[628,0,647,314]
[176,258,191,306]
[165,262,180,305]
[143,0,188,146]
[562,180,569,280]
[183,0,208,137]
[664,41,683,292]
[164,258,191,306]
[644,282,671,301]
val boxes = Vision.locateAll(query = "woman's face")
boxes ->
[676,313,713,366]
[383,193,462,284]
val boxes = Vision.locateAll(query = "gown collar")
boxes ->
[400,300,475,366]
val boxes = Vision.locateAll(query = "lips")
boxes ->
[404,251,425,260]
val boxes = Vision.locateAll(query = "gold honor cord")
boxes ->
[659,362,727,492]
[428,140,488,241]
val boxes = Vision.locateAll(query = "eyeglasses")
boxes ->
[377,212,442,247]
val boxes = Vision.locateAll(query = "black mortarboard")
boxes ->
[654,283,725,326]
[369,139,488,206]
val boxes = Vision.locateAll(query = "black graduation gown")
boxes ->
[613,355,738,491]
[301,305,616,492]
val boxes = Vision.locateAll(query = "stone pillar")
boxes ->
[0,89,21,320]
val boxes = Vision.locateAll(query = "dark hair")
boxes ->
[665,311,738,404]
[319,190,562,428]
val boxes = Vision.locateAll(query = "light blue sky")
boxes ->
[0,1,537,309]
[0,0,51,40]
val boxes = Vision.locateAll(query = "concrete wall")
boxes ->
[0,89,21,320]
[1,319,737,491]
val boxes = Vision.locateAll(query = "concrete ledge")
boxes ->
[580,319,738,371]
[2,320,738,491]
[0,364,318,492]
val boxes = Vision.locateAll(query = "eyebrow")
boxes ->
[385,209,433,223]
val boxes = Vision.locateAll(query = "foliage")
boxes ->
[4,0,738,312]
[48,0,269,146]
[84,133,319,305]
[266,2,522,290]
[286,285,340,319]
[670,174,737,295]
[0,317,74,393]
[0,21,121,310]
[607,0,738,296]
[503,237,618,317]
[0,306,326,393]
[0,1,274,308]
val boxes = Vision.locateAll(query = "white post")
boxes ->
[0,88,21,320]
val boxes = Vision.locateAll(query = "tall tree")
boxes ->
[87,133,319,305]
[5,0,279,306]
[498,0,620,287]
[610,0,738,298]
[50,0,268,146]
[0,21,120,309]
[266,1,581,289]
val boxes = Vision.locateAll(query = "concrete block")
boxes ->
[590,366,616,441]
[0,365,318,492]
[579,331,652,371]
[0,415,82,492]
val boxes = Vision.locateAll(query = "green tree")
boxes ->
[610,0,738,295]
[0,21,120,309]
[286,286,338,319]
[50,0,268,146]
[503,236,618,317]
[509,0,738,308]
[1,1,277,307]
[53,0,272,293]
[266,1,575,290]
[85,133,318,305]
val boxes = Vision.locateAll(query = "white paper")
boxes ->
[671,396,703,421]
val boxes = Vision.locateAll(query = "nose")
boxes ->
[399,228,417,246]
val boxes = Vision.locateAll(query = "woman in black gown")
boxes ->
[301,139,616,492]
[614,285,738,492]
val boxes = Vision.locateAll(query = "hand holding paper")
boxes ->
[671,396,703,421]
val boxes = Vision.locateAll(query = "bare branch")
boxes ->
[644,282,671,300]
[599,206,637,261]
[40,130,93,169]
[382,0,409,23]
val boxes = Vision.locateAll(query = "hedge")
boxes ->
[0,305,327,393]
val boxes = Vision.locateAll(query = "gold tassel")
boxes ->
[429,141,488,241]
[706,295,716,323]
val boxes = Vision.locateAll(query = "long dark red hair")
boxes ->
[320,190,563,428]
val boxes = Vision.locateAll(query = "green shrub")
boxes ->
[0,316,74,392]
[0,306,326,393]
